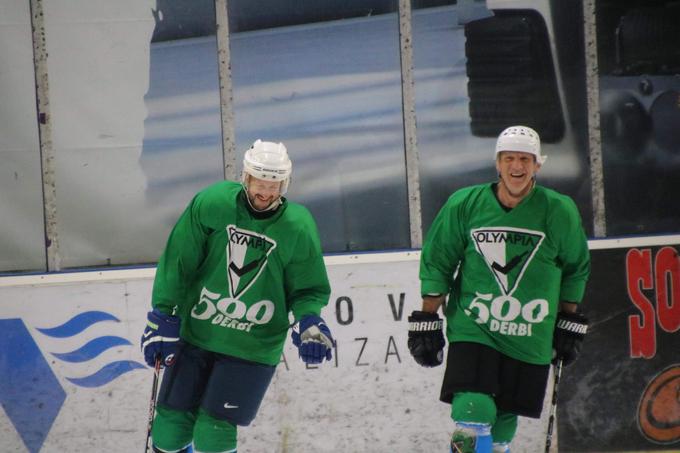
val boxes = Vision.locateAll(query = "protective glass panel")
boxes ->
[0,3,46,272]
[597,0,680,235]
[46,1,222,268]
[414,1,593,236]
[228,0,410,252]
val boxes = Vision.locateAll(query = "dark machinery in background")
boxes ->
[464,0,680,236]
[463,5,566,143]
[597,0,680,235]
[598,0,680,160]
[463,0,680,153]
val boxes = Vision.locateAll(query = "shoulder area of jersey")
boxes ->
[192,180,242,206]
[279,199,315,222]
[202,180,242,196]
[445,183,492,204]
[533,184,577,206]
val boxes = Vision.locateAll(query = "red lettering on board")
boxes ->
[626,248,656,358]
[655,247,680,333]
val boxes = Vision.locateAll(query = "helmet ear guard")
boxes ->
[242,139,292,194]
[495,126,547,165]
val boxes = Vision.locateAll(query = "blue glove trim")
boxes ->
[291,315,334,364]
[141,309,180,367]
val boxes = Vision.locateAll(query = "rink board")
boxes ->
[559,236,680,452]
[1,235,679,453]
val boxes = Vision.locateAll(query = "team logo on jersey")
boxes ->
[471,227,545,296]
[226,225,277,298]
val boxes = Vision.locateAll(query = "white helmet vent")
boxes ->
[242,139,292,193]
[495,126,547,164]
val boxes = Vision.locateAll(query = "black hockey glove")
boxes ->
[552,311,588,366]
[408,310,446,367]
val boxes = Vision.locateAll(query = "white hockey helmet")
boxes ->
[242,139,292,194]
[495,126,546,165]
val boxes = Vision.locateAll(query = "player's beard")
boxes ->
[246,191,281,212]
[250,194,272,210]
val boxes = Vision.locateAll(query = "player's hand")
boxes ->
[141,308,180,367]
[552,311,588,366]
[292,315,335,364]
[408,310,446,367]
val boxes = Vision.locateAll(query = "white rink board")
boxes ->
[0,257,552,453]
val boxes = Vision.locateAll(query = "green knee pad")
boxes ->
[152,406,196,451]
[451,392,497,425]
[491,411,517,444]
[193,408,238,452]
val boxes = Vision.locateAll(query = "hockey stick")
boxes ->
[144,356,162,453]
[544,358,563,453]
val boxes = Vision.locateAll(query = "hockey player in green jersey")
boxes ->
[407,126,590,453]
[140,140,334,453]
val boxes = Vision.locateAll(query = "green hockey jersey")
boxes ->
[151,181,331,366]
[420,183,590,365]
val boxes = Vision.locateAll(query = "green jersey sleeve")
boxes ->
[151,192,211,315]
[420,190,469,296]
[283,207,331,321]
[549,195,590,302]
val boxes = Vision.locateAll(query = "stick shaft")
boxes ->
[545,359,563,453]
[144,357,162,453]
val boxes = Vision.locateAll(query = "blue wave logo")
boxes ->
[0,311,146,453]
[36,311,145,387]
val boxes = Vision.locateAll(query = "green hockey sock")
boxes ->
[451,392,497,425]
[193,408,238,452]
[151,406,195,452]
[491,411,517,444]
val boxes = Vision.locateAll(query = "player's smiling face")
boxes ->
[496,151,541,206]
[246,175,282,211]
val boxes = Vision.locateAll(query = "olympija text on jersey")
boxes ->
[152,181,330,366]
[420,183,590,364]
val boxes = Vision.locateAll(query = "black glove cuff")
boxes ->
[408,311,443,333]
[555,311,588,338]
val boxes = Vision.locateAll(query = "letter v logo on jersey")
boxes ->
[226,225,277,298]
[471,227,545,296]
